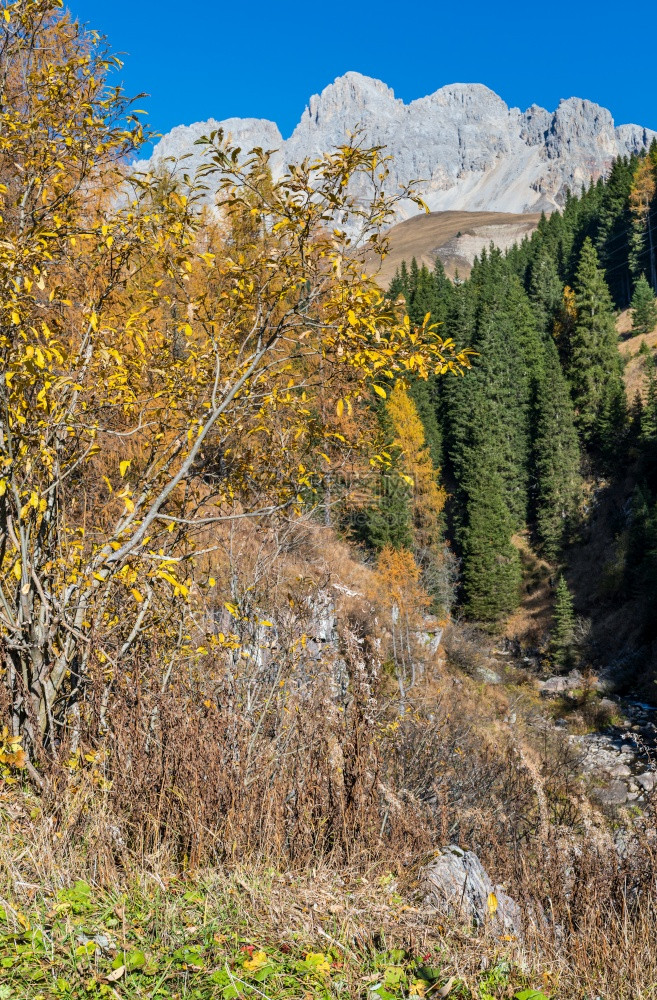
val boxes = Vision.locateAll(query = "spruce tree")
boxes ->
[595,155,635,307]
[631,273,657,335]
[408,264,438,325]
[362,465,413,552]
[569,238,625,449]
[461,462,522,621]
[387,268,405,302]
[533,340,582,560]
[432,258,454,325]
[551,575,576,669]
[529,245,563,336]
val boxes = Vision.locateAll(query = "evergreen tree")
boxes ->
[387,267,405,301]
[595,155,635,307]
[461,462,522,621]
[569,238,625,449]
[408,378,443,469]
[408,264,437,325]
[399,260,411,300]
[631,273,657,334]
[432,258,454,325]
[528,245,563,336]
[532,340,582,560]
[551,575,576,669]
[361,466,413,552]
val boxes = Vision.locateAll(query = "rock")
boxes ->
[593,781,629,806]
[609,764,632,778]
[474,666,502,685]
[137,74,656,224]
[636,772,656,792]
[418,845,523,938]
[539,670,583,695]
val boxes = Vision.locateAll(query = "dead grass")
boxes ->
[363,211,541,287]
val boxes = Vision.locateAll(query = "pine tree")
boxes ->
[551,575,576,669]
[631,273,657,335]
[533,340,582,560]
[569,238,625,449]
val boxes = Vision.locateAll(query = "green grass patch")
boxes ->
[0,875,548,999]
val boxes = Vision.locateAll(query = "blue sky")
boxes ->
[71,0,657,147]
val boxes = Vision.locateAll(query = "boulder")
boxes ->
[636,771,656,793]
[539,670,583,695]
[474,665,503,685]
[418,846,523,938]
[593,781,629,806]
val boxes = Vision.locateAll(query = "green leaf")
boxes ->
[126,949,146,970]
[515,991,550,1000]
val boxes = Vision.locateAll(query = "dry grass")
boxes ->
[2,518,657,997]
[617,307,657,401]
[363,211,541,287]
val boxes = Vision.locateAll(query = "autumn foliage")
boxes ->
[0,0,472,770]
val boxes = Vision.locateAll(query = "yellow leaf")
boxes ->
[119,460,131,477]
[243,950,268,973]
[336,398,344,418]
[208,577,216,587]
[487,892,498,916]
[90,312,98,331]
[11,310,20,325]
[373,384,387,398]
[131,588,144,603]
[3,9,10,22]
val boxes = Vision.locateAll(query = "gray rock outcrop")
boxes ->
[137,73,656,222]
[419,845,523,938]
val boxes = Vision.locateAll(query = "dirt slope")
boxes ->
[365,210,541,288]
[617,308,657,400]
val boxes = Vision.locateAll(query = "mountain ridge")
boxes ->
[138,72,656,220]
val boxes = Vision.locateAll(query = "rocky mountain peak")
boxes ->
[140,74,656,221]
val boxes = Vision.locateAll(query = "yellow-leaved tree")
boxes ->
[0,0,472,773]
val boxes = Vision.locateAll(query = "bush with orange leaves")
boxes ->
[374,546,432,699]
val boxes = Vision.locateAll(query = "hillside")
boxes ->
[4,7,657,1000]
[365,209,542,285]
